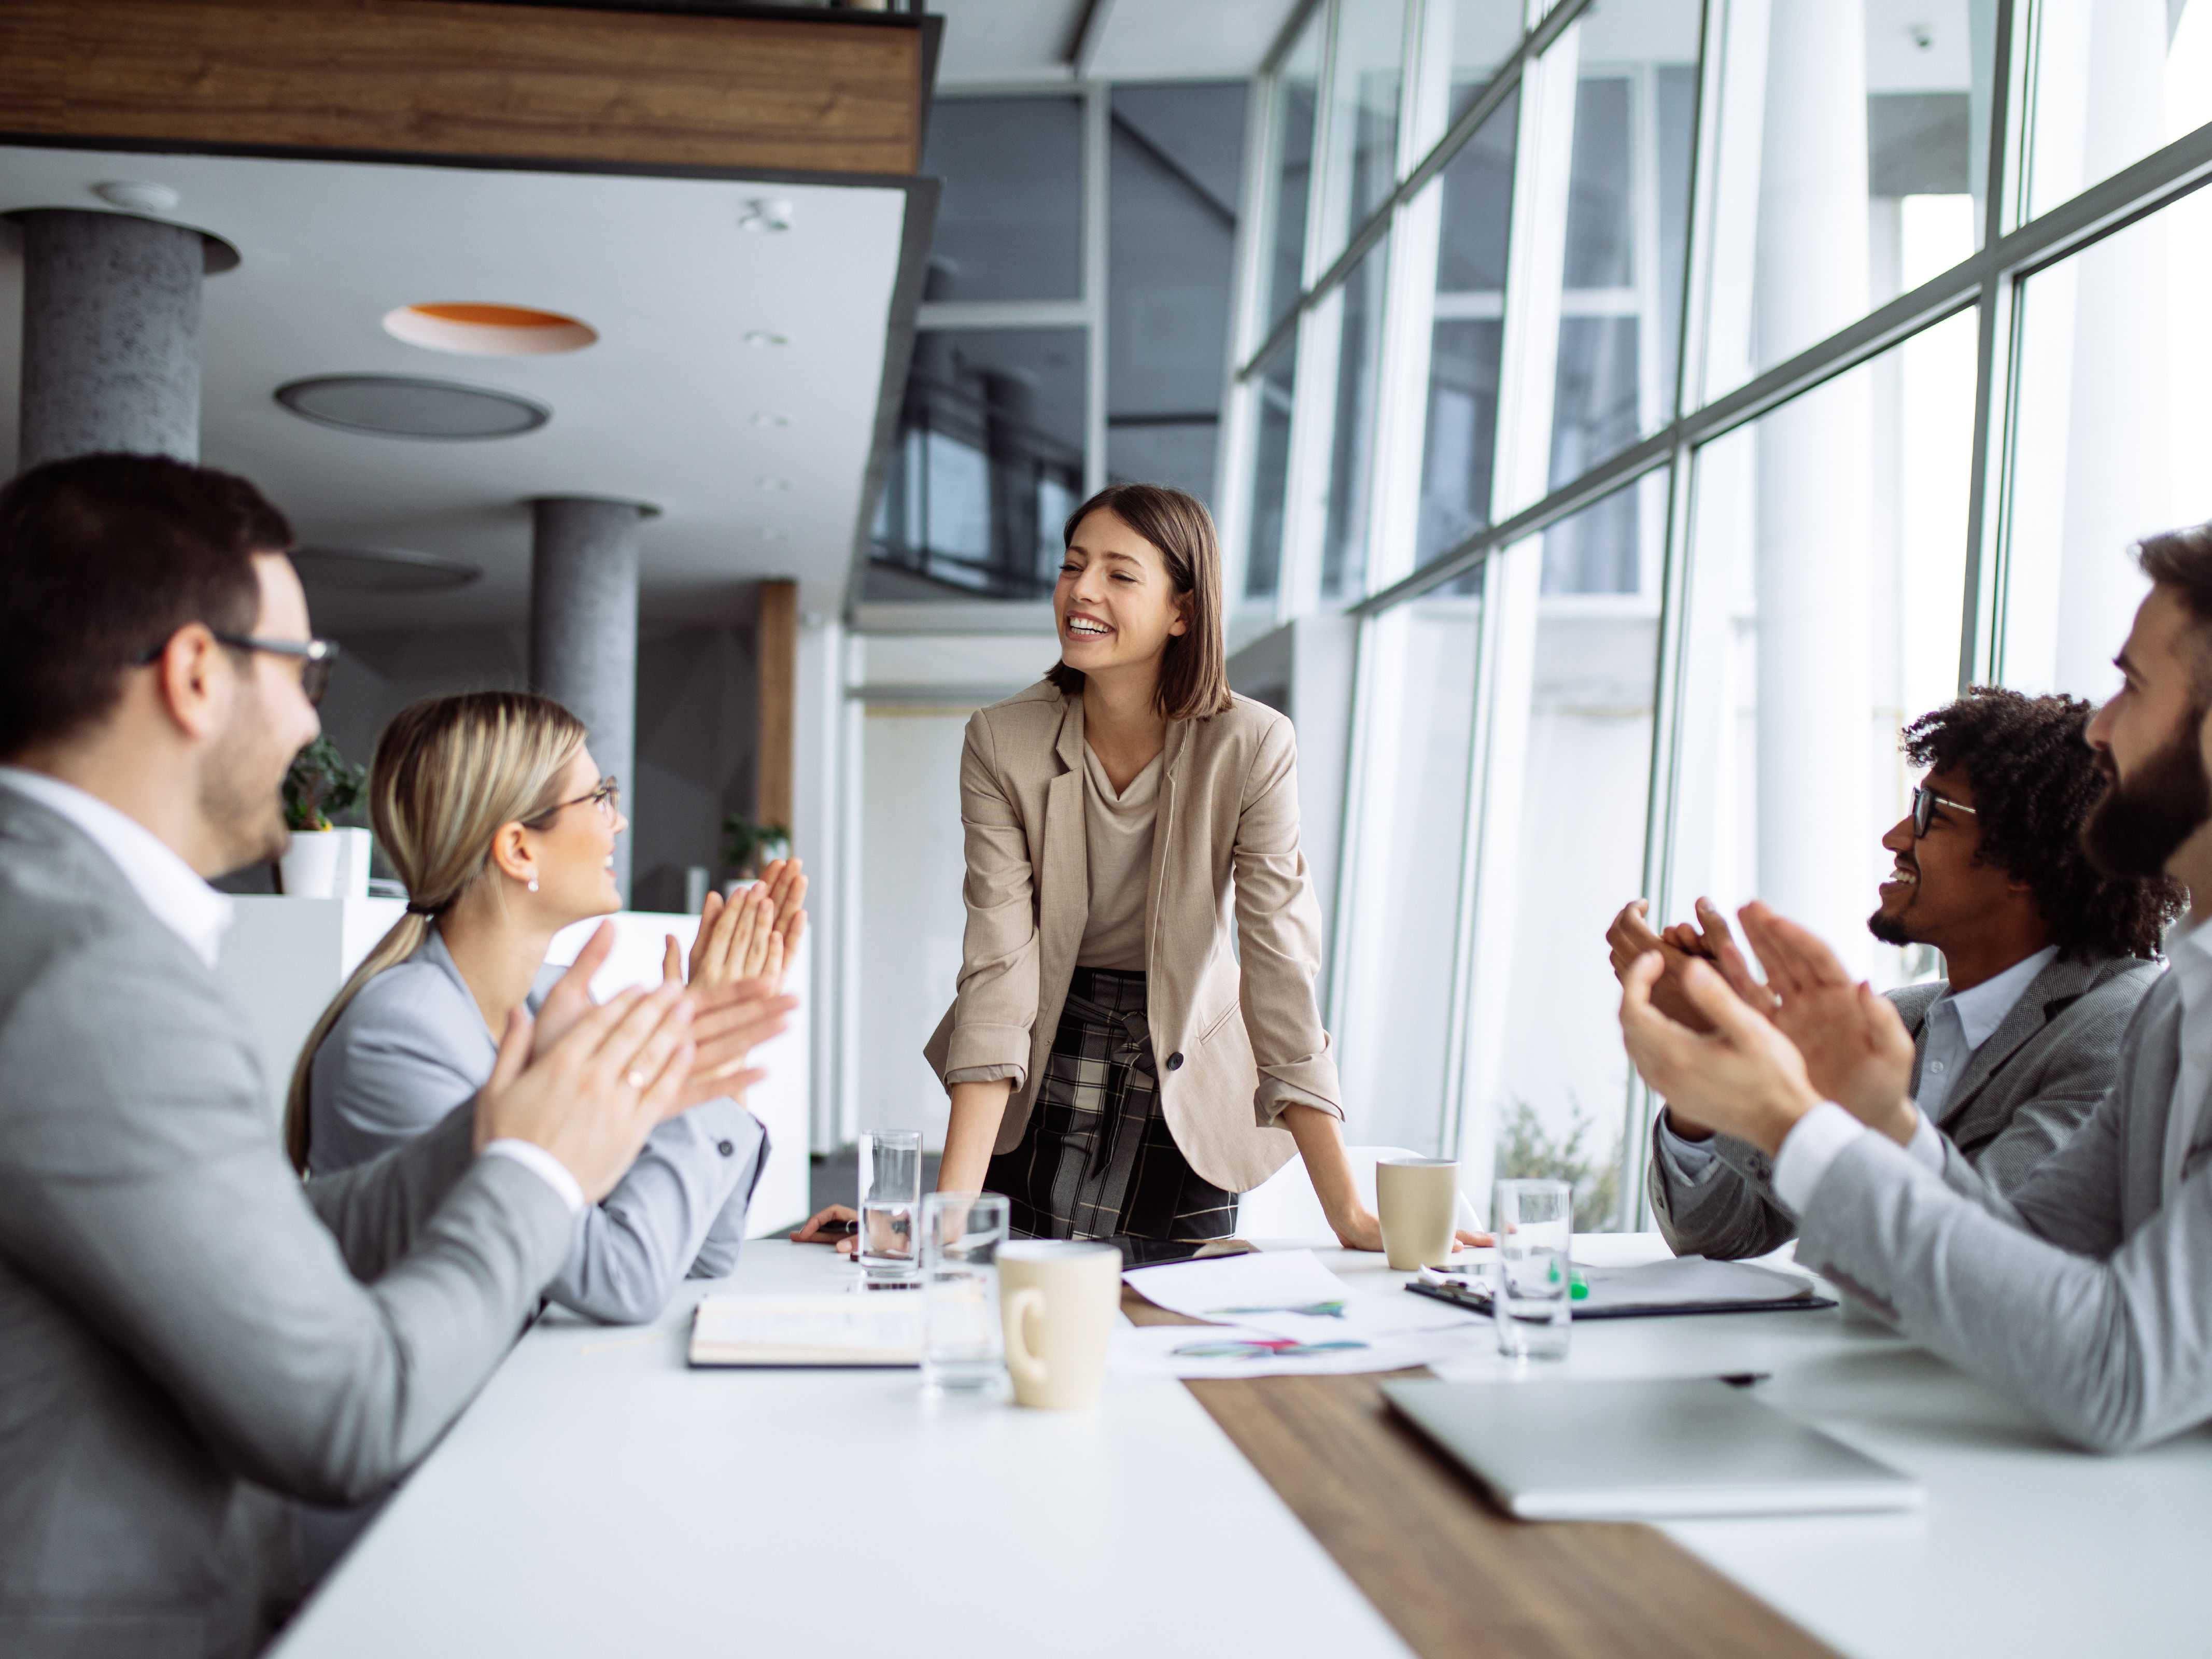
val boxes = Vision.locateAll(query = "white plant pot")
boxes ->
[280,827,372,898]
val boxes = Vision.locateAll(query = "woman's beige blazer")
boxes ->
[923,682,1342,1192]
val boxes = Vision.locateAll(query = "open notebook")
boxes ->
[688,1294,923,1368]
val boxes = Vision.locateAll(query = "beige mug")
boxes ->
[1377,1158,1460,1270]
[998,1241,1122,1409]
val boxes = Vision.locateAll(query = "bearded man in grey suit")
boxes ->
[1619,523,2212,1452]
[0,455,783,1655]
[1609,687,2182,1261]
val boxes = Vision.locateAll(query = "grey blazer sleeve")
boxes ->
[1796,1111,2204,1452]
[0,937,576,1508]
[545,1095,763,1320]
[1645,1114,1800,1260]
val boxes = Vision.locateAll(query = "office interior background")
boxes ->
[13,0,2209,1233]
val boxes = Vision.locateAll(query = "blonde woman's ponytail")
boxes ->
[284,692,588,1173]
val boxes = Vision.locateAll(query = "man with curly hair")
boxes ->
[1614,524,2212,1450]
[1610,688,2183,1261]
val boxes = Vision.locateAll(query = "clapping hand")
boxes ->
[473,982,697,1202]
[1736,903,1918,1144]
[1617,950,1820,1157]
[674,860,808,996]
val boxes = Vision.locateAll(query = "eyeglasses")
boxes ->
[1911,786,1979,838]
[134,630,341,706]
[529,774,621,827]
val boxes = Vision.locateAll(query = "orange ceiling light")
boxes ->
[383,302,598,357]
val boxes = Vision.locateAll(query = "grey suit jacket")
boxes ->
[0,789,579,1657]
[1648,953,2158,1260]
[306,929,765,1323]
[1798,966,2212,1451]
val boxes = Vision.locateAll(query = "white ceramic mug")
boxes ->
[1376,1158,1461,1270]
[997,1241,1122,1409]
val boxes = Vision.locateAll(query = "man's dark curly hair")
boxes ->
[1901,687,2182,961]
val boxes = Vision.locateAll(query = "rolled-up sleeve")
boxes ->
[946,712,1041,1081]
[1233,715,1342,1118]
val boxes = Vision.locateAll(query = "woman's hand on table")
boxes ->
[792,1203,859,1256]
[1327,1206,1490,1253]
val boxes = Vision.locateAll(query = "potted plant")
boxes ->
[277,736,372,898]
[720,811,791,888]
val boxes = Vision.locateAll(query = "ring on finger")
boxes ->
[626,1067,649,1090]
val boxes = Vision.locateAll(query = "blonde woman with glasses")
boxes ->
[289,691,804,1323]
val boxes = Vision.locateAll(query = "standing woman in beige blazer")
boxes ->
[902,483,1445,1246]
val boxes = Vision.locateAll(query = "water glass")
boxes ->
[919,1192,1009,1391]
[856,1130,922,1283]
[1493,1178,1572,1360]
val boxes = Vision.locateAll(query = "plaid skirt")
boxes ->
[988,967,1238,1242]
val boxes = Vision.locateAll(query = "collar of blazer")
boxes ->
[1920,952,2147,1130]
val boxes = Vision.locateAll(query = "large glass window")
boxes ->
[874,330,1086,598]
[1999,179,2212,702]
[1244,339,1298,600]
[1266,11,1327,329]
[1320,236,1391,597]
[1334,596,1483,1155]
[1673,309,1979,996]
[1314,0,1411,275]
[1417,89,1519,568]
[2019,0,2212,226]
[1108,85,1250,507]
[919,97,1083,302]
[1704,1,1995,399]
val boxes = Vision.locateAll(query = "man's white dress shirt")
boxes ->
[0,766,583,1214]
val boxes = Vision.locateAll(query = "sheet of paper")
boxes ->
[1107,1320,1495,1380]
[1576,1256,1815,1311]
[691,1294,922,1360]
[1123,1249,1484,1344]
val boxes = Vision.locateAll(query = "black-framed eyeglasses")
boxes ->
[1911,786,1979,838]
[134,630,341,706]
[529,774,621,827]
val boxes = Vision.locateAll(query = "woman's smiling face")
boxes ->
[1053,509,1188,678]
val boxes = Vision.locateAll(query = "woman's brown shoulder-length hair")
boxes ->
[1044,482,1234,721]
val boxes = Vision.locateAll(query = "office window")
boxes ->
[1244,339,1298,600]
[920,98,1083,303]
[1108,85,1249,508]
[1266,10,1328,330]
[1704,0,1995,400]
[1999,177,2212,702]
[1333,595,1484,1155]
[1417,88,1518,569]
[1314,0,1412,277]
[1320,235,1391,598]
[2018,0,2212,226]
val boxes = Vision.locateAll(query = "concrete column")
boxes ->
[1753,0,1875,974]
[530,496,655,904]
[18,210,205,469]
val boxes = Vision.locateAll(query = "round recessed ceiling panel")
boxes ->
[275,375,550,440]
[290,544,483,593]
[383,302,598,357]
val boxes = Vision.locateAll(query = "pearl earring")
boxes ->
[527,875,539,893]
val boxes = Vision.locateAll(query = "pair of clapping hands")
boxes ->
[1604,896,1920,1158]
[468,862,807,1204]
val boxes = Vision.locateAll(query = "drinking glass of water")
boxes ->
[919,1191,1009,1391]
[1492,1178,1572,1360]
[856,1130,922,1284]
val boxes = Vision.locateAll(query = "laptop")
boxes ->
[1382,1377,1924,1521]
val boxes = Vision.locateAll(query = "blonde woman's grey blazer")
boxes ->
[308,928,765,1323]
[924,684,1342,1193]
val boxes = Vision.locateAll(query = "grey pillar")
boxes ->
[18,210,205,469]
[530,496,655,904]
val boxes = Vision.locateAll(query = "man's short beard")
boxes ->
[2082,706,2212,880]
[198,689,292,873]
[1866,904,1913,947]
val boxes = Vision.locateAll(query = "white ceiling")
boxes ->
[0,145,912,631]
[931,0,1299,86]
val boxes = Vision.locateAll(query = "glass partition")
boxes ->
[919,97,1084,303]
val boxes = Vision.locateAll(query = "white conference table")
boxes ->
[273,1235,2212,1659]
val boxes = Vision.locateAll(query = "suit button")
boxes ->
[1166,1052,1184,1071]
[717,1140,735,1156]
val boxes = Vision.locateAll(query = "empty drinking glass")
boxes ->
[1493,1178,1572,1360]
[919,1192,1009,1391]
[857,1130,922,1284]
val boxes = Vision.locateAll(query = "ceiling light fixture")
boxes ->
[738,198,796,233]
[743,330,790,347]
[383,302,597,357]
[94,180,180,214]
[290,544,483,592]
[275,375,551,440]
